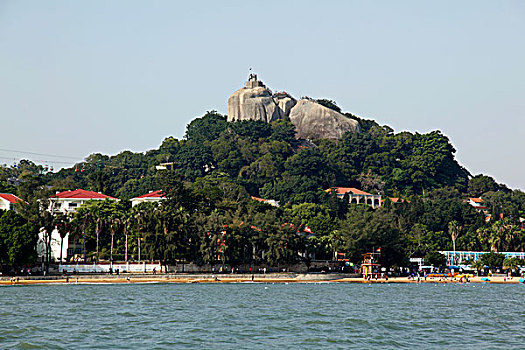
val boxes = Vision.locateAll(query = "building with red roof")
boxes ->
[325,187,382,209]
[130,190,166,207]
[38,189,118,263]
[250,196,280,207]
[49,189,117,214]
[0,193,23,211]
[468,197,488,212]
[388,197,409,204]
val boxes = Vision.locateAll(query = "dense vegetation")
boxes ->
[1,108,524,272]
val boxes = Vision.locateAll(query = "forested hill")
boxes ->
[9,110,471,203]
[2,106,525,269]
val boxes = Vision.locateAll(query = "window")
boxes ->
[68,202,78,208]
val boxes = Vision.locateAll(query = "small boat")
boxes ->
[480,277,490,282]
[519,278,525,284]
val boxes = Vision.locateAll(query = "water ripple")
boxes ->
[1,283,524,349]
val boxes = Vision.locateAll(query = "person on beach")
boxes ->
[153,267,156,275]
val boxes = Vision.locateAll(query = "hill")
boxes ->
[1,98,524,271]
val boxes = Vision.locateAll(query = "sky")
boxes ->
[1,1,524,190]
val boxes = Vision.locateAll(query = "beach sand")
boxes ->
[1,274,522,285]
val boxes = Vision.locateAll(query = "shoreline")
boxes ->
[1,273,523,285]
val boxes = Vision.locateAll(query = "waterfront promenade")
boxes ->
[1,273,522,285]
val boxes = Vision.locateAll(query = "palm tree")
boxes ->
[448,220,462,252]
[132,202,157,262]
[109,214,121,265]
[471,259,484,275]
[489,220,507,252]
[72,200,115,263]
[477,226,492,251]
[503,257,520,272]
[500,219,520,251]
[55,213,69,263]
[488,226,501,252]
[122,212,132,262]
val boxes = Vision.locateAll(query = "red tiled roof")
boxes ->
[53,189,117,200]
[469,198,484,203]
[0,193,22,204]
[325,187,371,196]
[251,196,270,202]
[134,190,165,199]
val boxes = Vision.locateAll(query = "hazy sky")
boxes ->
[1,1,524,190]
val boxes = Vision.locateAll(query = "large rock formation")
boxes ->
[227,74,360,139]
[227,75,283,123]
[289,99,361,139]
[273,91,297,117]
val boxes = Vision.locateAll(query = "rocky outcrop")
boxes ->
[227,77,282,123]
[273,91,297,117]
[288,99,361,139]
[227,75,360,139]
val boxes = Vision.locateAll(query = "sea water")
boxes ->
[1,282,524,349]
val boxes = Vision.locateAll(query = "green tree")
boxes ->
[0,210,37,268]
[265,224,305,268]
[502,257,524,271]
[480,252,505,269]
[270,118,296,143]
[73,199,120,262]
[196,210,226,266]
[185,110,228,143]
[315,99,341,113]
[468,174,505,197]
[424,251,446,267]
[339,206,405,267]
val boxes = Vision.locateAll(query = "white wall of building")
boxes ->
[37,228,69,262]
[0,198,10,211]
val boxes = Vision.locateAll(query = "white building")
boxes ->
[130,190,166,207]
[0,193,22,211]
[38,189,117,262]
[37,228,68,263]
[325,187,382,209]
[49,189,117,214]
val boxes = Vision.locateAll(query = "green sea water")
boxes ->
[1,282,524,349]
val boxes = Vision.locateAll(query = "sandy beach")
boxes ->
[1,274,523,285]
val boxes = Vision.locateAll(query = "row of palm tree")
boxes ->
[476,218,523,252]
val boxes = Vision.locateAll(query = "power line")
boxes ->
[0,155,75,165]
[0,147,81,160]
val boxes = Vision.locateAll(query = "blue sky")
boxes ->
[1,1,524,190]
